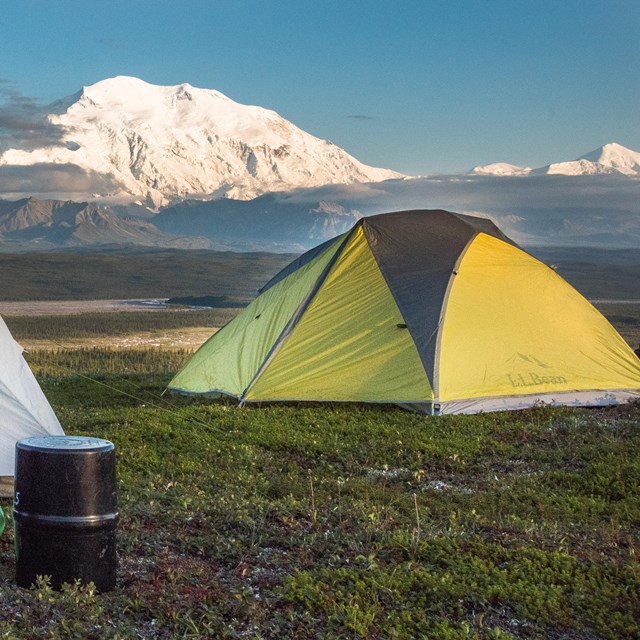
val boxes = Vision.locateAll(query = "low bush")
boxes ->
[0,357,638,638]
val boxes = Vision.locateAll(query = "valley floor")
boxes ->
[0,299,170,316]
[19,327,215,350]
[2,299,639,353]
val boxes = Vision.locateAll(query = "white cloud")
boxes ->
[0,83,67,151]
[0,163,119,201]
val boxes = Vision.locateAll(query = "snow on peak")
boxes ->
[575,142,640,175]
[0,76,402,206]
[79,76,226,109]
[471,162,531,176]
[471,143,640,177]
[537,142,640,176]
[70,76,288,145]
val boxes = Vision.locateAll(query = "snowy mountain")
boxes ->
[471,162,531,176]
[472,143,640,177]
[538,143,640,176]
[0,76,401,207]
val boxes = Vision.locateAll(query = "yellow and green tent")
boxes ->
[168,209,640,414]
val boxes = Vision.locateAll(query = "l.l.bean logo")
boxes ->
[507,353,569,388]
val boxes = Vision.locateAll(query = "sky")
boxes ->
[0,0,638,176]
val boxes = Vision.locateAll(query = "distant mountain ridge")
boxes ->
[2,168,638,252]
[0,76,401,207]
[470,162,532,176]
[0,197,210,249]
[0,76,637,251]
[540,143,640,176]
[472,142,640,176]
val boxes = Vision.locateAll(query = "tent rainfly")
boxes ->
[0,315,63,488]
[168,209,640,415]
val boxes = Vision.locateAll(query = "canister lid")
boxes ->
[16,436,114,453]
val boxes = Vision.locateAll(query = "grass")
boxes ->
[0,250,638,638]
[594,303,640,350]
[0,249,294,302]
[5,302,640,353]
[0,349,638,638]
[5,309,237,341]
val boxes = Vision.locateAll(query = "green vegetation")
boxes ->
[0,349,638,638]
[26,348,192,377]
[0,249,294,301]
[5,309,239,341]
[0,247,638,303]
[166,295,246,307]
[0,247,637,637]
[595,303,640,350]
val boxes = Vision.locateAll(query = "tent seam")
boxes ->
[239,227,356,403]
[432,232,480,408]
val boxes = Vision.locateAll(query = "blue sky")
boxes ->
[1,0,638,175]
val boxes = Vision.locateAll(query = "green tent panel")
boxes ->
[169,232,346,397]
[168,210,640,414]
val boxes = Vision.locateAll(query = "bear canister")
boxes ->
[14,436,118,591]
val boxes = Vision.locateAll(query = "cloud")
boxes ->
[347,115,375,121]
[276,174,640,248]
[0,163,120,200]
[0,81,67,151]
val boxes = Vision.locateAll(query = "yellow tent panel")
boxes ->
[246,226,433,402]
[438,233,640,409]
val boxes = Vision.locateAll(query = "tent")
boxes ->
[168,209,640,414]
[0,314,63,490]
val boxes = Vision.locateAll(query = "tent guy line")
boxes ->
[23,348,227,436]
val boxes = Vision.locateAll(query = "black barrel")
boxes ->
[14,436,118,591]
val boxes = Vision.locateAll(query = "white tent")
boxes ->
[0,315,63,485]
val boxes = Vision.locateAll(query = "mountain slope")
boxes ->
[539,142,640,176]
[471,162,531,176]
[0,197,210,249]
[153,195,363,251]
[0,76,401,207]
[473,143,640,177]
